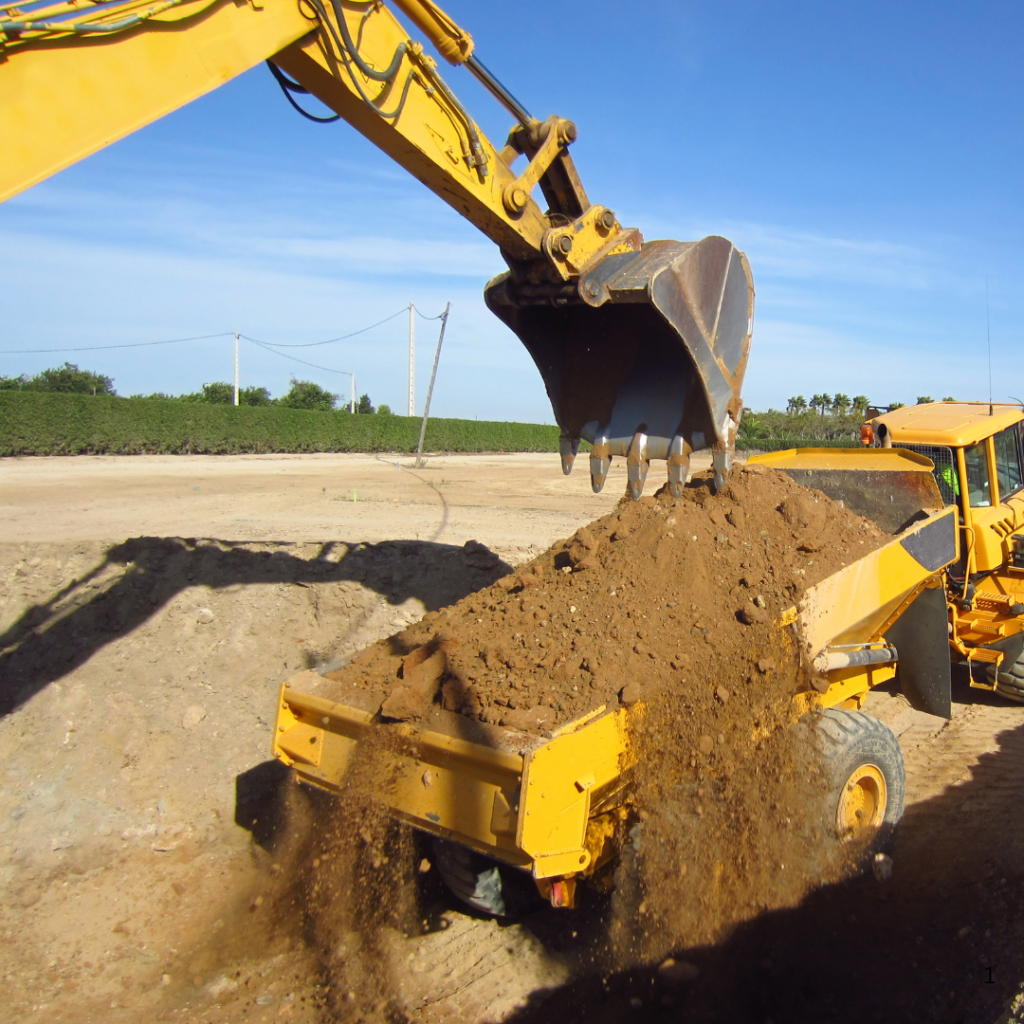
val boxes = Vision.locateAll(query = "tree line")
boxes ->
[0,362,390,414]
[786,394,957,415]
[740,394,960,448]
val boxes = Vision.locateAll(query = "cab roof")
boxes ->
[875,402,1023,447]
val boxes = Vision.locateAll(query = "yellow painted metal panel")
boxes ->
[968,500,1024,573]
[517,707,632,878]
[875,403,1024,448]
[1,0,314,203]
[275,682,641,875]
[749,447,934,473]
[272,18,550,261]
[796,506,958,655]
[793,663,897,715]
[274,683,529,862]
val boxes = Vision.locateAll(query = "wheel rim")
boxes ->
[836,763,887,841]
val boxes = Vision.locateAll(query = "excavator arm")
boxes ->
[0,0,754,495]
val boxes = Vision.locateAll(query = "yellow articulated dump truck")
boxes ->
[866,402,1024,700]
[271,433,1023,914]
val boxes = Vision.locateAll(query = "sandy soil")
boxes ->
[2,451,1024,1024]
[0,451,657,550]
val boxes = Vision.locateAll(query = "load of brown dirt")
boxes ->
[319,464,888,733]
[310,465,893,968]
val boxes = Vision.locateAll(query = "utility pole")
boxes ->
[408,302,415,416]
[415,303,451,468]
[233,332,240,406]
[351,372,356,414]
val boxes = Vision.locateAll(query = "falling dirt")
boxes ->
[302,465,894,1007]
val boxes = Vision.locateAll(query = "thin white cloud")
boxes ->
[734,222,945,290]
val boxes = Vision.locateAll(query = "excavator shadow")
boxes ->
[501,710,1024,1024]
[0,534,512,719]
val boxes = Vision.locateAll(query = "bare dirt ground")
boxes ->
[2,451,1024,1024]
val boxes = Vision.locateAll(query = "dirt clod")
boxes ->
[739,602,770,625]
[181,705,207,729]
[620,682,643,707]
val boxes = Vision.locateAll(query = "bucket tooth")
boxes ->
[667,435,691,499]
[626,432,649,501]
[559,436,580,475]
[590,437,611,493]
[712,448,732,494]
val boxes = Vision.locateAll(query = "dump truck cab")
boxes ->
[869,403,1024,695]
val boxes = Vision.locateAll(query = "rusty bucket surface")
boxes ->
[485,235,754,498]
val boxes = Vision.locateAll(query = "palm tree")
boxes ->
[811,393,831,416]
[832,393,850,416]
[852,395,870,415]
[787,395,807,414]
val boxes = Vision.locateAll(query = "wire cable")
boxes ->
[246,337,353,376]
[266,62,340,124]
[241,307,412,348]
[0,307,445,357]
[0,332,233,355]
[327,0,406,82]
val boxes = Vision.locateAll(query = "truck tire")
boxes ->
[986,652,1024,702]
[814,709,905,853]
[431,838,534,918]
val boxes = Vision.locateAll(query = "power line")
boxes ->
[0,304,444,357]
[242,306,414,348]
[413,306,446,321]
[0,332,233,355]
[246,337,354,376]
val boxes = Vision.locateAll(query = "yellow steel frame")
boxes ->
[274,680,638,879]
[271,20,553,263]
[753,454,962,711]
[0,0,637,277]
[1,0,311,204]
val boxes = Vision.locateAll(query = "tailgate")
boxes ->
[273,681,637,879]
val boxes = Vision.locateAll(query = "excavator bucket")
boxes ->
[485,236,754,498]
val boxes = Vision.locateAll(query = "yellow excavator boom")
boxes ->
[0,0,755,496]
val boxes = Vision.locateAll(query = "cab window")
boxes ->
[963,443,992,507]
[994,426,1023,501]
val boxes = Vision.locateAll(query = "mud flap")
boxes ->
[884,587,951,719]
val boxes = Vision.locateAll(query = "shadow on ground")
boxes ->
[0,535,512,717]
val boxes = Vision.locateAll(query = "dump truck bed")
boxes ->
[274,674,636,879]
[274,452,958,883]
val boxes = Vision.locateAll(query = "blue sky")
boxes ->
[2,0,1022,418]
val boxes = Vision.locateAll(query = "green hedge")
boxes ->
[0,392,870,458]
[0,391,564,456]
